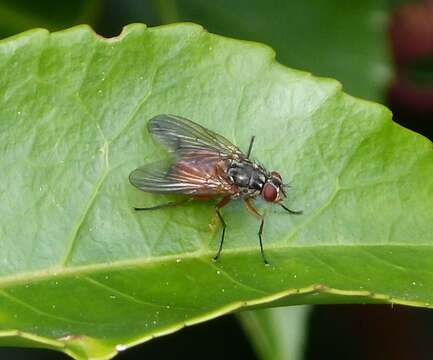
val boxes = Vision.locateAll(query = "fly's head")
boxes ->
[261,171,286,203]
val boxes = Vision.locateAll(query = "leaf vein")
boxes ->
[82,275,196,310]
[200,258,267,295]
[0,290,96,325]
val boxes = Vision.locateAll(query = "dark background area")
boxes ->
[4,305,433,359]
[0,0,432,359]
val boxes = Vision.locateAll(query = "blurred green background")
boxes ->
[1,0,432,359]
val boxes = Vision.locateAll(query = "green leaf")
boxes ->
[0,23,432,359]
[239,306,311,360]
[156,3,394,357]
[157,0,392,101]
[157,4,394,355]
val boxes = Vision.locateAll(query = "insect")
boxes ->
[129,114,301,264]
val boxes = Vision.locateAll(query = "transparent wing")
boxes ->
[148,114,244,157]
[129,155,232,196]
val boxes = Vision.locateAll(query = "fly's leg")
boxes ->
[258,218,269,265]
[244,198,268,264]
[246,136,255,159]
[213,195,231,261]
[214,208,226,260]
[134,198,191,211]
[280,203,303,215]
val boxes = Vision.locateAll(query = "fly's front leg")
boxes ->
[213,195,231,261]
[244,198,268,264]
[279,203,303,215]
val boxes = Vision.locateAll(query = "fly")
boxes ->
[129,114,302,264]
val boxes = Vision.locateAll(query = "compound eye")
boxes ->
[262,183,278,202]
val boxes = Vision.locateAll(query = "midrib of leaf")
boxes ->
[0,259,431,360]
[1,243,433,289]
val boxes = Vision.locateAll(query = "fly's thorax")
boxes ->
[226,159,267,197]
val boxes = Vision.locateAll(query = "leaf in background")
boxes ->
[0,0,100,38]
[239,306,310,360]
[154,0,392,101]
[0,23,432,359]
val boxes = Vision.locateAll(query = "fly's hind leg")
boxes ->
[213,195,231,261]
[244,198,269,264]
[134,198,191,211]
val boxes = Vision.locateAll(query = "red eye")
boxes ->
[262,183,278,202]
